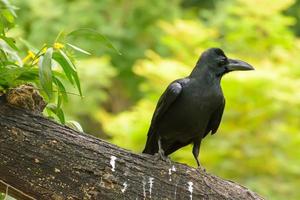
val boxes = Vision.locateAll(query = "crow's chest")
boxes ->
[179,83,223,112]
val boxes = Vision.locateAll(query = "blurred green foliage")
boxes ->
[6,0,300,199]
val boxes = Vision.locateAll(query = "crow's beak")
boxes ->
[226,59,254,72]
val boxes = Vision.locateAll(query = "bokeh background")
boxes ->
[9,0,300,199]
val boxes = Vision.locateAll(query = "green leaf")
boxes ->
[0,36,18,50]
[52,51,74,84]
[57,50,82,96]
[67,28,121,55]
[46,103,56,111]
[0,40,21,63]
[66,120,83,132]
[0,48,8,60]
[56,107,65,124]
[53,76,68,103]
[58,50,76,71]
[57,93,62,108]
[2,9,14,23]
[4,61,20,67]
[39,47,53,100]
[66,43,91,55]
[18,66,39,81]
[71,69,82,97]
[47,103,65,124]
[1,0,17,17]
[30,44,47,63]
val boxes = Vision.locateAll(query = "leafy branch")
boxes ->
[0,0,119,129]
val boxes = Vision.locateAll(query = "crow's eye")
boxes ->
[218,58,227,67]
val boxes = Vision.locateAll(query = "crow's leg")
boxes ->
[192,139,201,167]
[193,138,206,171]
[155,136,171,164]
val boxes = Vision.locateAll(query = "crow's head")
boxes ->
[194,48,254,77]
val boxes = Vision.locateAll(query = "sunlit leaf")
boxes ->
[2,9,14,23]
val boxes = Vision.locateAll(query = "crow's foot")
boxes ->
[196,164,206,172]
[154,152,172,164]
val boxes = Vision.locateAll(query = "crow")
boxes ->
[142,48,254,166]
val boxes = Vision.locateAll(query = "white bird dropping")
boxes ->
[121,182,128,193]
[149,177,154,198]
[110,156,117,172]
[188,181,193,200]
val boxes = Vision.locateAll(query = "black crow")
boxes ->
[142,48,254,166]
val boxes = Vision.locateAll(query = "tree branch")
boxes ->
[0,96,264,200]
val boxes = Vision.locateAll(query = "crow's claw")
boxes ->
[196,165,206,172]
[154,152,172,164]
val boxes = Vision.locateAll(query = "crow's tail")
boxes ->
[142,131,158,155]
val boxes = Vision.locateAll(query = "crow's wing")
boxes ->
[203,99,225,138]
[142,81,183,154]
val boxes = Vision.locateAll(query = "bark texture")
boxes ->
[0,97,264,200]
